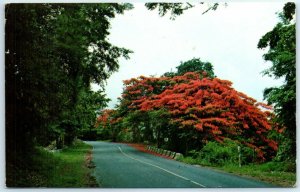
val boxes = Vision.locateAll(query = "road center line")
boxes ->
[118,146,206,187]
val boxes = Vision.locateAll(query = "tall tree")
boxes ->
[117,72,278,160]
[163,58,215,78]
[176,58,215,78]
[5,3,132,163]
[257,2,296,161]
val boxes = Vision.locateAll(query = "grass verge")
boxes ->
[6,140,98,187]
[178,156,296,187]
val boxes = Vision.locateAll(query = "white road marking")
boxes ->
[118,146,206,187]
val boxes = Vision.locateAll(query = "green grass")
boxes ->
[178,157,296,187]
[219,163,296,187]
[6,140,98,187]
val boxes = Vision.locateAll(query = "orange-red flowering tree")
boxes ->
[119,72,279,160]
[95,109,122,141]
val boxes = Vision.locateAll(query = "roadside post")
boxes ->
[238,145,241,167]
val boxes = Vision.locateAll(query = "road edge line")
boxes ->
[118,146,206,188]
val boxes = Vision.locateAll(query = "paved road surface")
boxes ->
[86,141,276,188]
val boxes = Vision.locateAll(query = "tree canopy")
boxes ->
[96,69,279,161]
[5,3,132,158]
[145,2,220,19]
[257,2,296,161]
[163,58,215,78]
[176,58,215,78]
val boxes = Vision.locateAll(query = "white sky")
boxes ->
[92,2,286,109]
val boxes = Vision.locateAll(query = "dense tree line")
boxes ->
[257,2,296,162]
[6,2,295,186]
[5,3,132,165]
[95,3,296,163]
[95,59,279,162]
[146,2,296,162]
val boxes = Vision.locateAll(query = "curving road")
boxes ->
[86,141,276,188]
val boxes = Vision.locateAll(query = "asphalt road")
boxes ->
[86,141,276,188]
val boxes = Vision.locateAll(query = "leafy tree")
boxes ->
[5,3,132,173]
[119,72,278,161]
[257,2,296,161]
[95,109,122,141]
[163,58,215,78]
[147,109,172,148]
[120,111,147,142]
[176,58,215,78]
[76,90,110,140]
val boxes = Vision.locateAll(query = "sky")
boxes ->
[92,2,286,109]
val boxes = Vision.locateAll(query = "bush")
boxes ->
[6,140,96,187]
[96,127,112,140]
[194,139,254,166]
[117,130,133,142]
[258,161,296,172]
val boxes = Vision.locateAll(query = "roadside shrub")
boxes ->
[96,127,112,140]
[117,130,133,142]
[195,139,254,166]
[259,161,296,172]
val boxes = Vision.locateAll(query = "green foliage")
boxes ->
[282,2,295,23]
[272,135,294,162]
[189,140,254,166]
[102,57,277,159]
[120,110,148,142]
[148,110,173,148]
[176,58,215,78]
[145,2,220,19]
[6,140,97,187]
[257,161,295,173]
[178,158,296,187]
[257,2,296,160]
[198,141,234,166]
[162,58,215,79]
[76,90,110,141]
[116,129,133,142]
[5,3,132,162]
[219,163,296,187]
[180,148,296,187]
[95,126,112,141]
[96,106,179,149]
[145,3,194,19]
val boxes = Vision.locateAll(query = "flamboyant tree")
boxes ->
[95,109,121,128]
[119,72,279,160]
[95,109,123,141]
